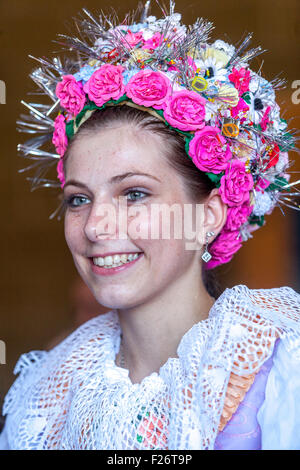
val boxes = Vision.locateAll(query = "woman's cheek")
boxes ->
[64,211,83,252]
[127,205,152,242]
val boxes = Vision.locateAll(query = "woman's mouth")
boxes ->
[89,252,144,276]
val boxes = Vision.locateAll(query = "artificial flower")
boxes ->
[229,67,251,96]
[195,47,229,82]
[163,90,206,131]
[189,126,232,173]
[206,229,243,269]
[219,159,254,206]
[52,114,68,157]
[55,75,86,116]
[126,70,171,109]
[83,64,125,107]
[224,201,254,231]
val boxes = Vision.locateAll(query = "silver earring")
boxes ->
[201,231,215,262]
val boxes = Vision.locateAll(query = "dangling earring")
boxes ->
[201,231,215,262]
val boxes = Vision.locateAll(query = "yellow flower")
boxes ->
[128,48,152,65]
[202,48,230,68]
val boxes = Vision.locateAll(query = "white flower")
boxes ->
[212,39,235,58]
[204,99,221,123]
[195,48,229,82]
[239,223,254,242]
[146,15,157,23]
[270,103,288,133]
[252,191,275,216]
[248,73,276,125]
[275,151,289,173]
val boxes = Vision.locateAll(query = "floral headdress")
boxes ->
[18,1,300,269]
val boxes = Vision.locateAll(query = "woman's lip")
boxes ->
[89,253,144,276]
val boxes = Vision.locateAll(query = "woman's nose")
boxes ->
[84,202,118,242]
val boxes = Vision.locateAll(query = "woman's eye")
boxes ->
[65,195,90,208]
[125,190,148,202]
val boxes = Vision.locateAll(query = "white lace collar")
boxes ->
[3,283,300,450]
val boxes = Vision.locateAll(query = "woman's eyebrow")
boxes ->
[109,172,161,184]
[63,172,161,190]
[63,180,90,190]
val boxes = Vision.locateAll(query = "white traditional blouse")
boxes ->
[0,284,300,450]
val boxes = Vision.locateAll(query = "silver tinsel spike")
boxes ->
[26,177,61,191]
[46,99,60,117]
[16,122,51,133]
[226,32,253,68]
[155,0,167,17]
[281,179,300,190]
[140,1,151,22]
[54,34,101,61]
[20,101,54,125]
[49,198,66,221]
[238,46,266,66]
[82,8,102,27]
[169,0,175,15]
[18,145,59,159]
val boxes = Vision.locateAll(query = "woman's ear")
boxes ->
[197,188,227,246]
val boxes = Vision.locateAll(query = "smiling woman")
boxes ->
[1,1,300,451]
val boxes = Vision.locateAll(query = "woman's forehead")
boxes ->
[65,125,169,179]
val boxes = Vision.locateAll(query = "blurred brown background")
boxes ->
[0,0,299,413]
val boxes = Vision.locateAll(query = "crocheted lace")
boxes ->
[3,284,300,450]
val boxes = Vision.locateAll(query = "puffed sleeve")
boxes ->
[257,339,300,450]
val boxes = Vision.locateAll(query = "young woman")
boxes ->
[1,2,300,450]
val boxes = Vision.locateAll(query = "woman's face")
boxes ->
[63,124,204,309]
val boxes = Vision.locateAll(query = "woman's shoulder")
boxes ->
[218,284,300,449]
[2,310,117,419]
[257,336,300,449]
[223,283,300,336]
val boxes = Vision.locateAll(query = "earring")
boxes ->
[201,231,215,262]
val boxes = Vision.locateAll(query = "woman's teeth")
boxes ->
[93,253,141,269]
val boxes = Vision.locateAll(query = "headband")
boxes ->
[17,1,300,269]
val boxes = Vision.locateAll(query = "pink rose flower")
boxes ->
[229,67,251,96]
[55,75,86,116]
[224,201,253,231]
[219,159,254,207]
[83,64,125,107]
[56,157,65,189]
[163,90,206,131]
[126,70,171,109]
[206,229,243,269]
[120,30,144,47]
[142,32,164,50]
[52,114,68,157]
[189,126,232,173]
[256,176,271,191]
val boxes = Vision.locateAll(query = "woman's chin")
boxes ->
[92,289,142,311]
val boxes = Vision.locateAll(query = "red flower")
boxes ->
[265,144,280,170]
[229,67,251,96]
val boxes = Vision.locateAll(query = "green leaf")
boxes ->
[242,92,251,104]
[205,172,223,188]
[248,215,265,226]
[266,176,290,192]
[278,132,295,151]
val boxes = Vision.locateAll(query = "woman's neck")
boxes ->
[116,274,215,384]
